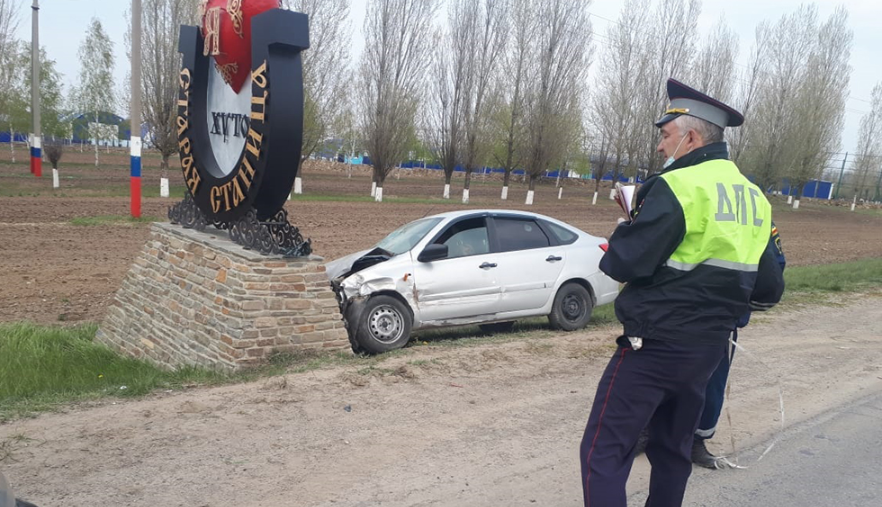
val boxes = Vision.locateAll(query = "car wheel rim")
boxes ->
[368,305,404,344]
[562,293,585,322]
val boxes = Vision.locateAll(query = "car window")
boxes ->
[434,217,490,259]
[542,220,578,245]
[494,218,551,252]
[376,217,443,255]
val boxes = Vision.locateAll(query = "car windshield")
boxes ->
[375,217,443,255]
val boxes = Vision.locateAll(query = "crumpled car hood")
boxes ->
[325,249,372,280]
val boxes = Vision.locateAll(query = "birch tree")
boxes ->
[282,0,350,193]
[358,0,437,202]
[0,0,21,160]
[74,18,116,167]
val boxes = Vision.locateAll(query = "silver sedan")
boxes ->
[326,210,619,354]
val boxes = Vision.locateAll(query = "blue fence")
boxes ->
[780,179,833,199]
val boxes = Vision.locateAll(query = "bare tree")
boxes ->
[127,0,200,190]
[786,6,852,208]
[591,0,651,199]
[739,6,816,194]
[425,3,469,200]
[728,21,770,164]
[690,16,739,104]
[849,83,881,201]
[633,0,700,179]
[282,0,350,193]
[73,18,116,167]
[44,136,63,170]
[489,0,531,200]
[518,0,591,205]
[459,0,508,203]
[358,0,438,202]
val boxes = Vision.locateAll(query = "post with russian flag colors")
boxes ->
[30,0,41,178]
[130,0,142,218]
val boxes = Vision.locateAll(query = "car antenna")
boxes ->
[421,206,436,218]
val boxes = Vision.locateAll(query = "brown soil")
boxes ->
[2,154,882,326]
[1,293,881,506]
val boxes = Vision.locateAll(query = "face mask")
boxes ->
[662,134,688,169]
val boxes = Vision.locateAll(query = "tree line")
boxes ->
[1,0,879,204]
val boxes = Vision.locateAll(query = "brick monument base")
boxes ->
[96,222,349,371]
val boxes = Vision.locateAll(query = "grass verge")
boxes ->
[69,215,159,226]
[1,258,879,423]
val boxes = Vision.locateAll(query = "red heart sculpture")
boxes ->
[201,0,280,93]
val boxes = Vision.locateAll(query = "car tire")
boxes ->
[548,282,594,331]
[479,321,515,335]
[353,295,413,354]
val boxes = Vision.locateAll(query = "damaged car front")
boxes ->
[326,216,443,353]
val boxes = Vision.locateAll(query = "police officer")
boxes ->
[692,224,787,468]
[579,78,785,506]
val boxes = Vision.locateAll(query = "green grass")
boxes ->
[69,215,160,226]
[0,322,364,422]
[783,257,882,294]
[1,259,879,423]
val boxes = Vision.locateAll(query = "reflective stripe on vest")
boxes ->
[660,159,771,272]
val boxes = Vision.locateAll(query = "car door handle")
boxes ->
[546,255,563,262]
[479,262,497,269]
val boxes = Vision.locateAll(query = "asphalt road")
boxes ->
[629,390,882,507]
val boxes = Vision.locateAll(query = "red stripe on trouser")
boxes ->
[584,347,628,506]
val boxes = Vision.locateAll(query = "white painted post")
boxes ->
[294,176,303,194]
[375,186,383,202]
[525,190,534,205]
[793,199,800,210]
[609,188,617,200]
[160,177,169,197]
[370,181,376,197]
[501,186,508,200]
[52,168,59,188]
[462,188,469,204]
[443,183,450,199]
[787,195,793,205]
[851,195,857,212]
[558,187,563,199]
[592,191,598,205]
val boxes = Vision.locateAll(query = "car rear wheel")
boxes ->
[353,295,413,354]
[479,321,516,335]
[548,282,594,331]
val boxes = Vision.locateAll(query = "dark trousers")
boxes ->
[579,338,725,507]
[696,330,737,440]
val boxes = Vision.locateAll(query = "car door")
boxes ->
[412,217,501,322]
[489,217,566,313]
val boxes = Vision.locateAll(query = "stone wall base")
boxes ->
[96,222,349,371]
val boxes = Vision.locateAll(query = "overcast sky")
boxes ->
[11,0,882,160]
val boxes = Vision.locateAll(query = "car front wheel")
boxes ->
[353,295,413,354]
[548,282,594,331]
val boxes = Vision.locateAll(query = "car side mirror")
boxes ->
[418,243,448,262]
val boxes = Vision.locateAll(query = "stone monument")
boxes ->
[97,2,349,370]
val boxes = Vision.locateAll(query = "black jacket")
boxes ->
[600,143,785,343]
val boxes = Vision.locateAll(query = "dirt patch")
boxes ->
[2,156,882,325]
[1,295,881,506]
